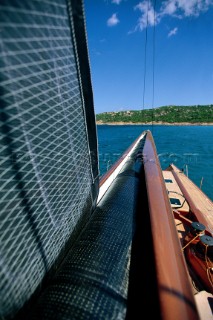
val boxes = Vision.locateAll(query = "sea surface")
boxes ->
[97,125,213,201]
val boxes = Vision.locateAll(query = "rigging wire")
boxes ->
[142,0,157,133]
[142,0,149,113]
[151,0,157,132]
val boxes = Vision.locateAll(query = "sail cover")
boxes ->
[0,0,99,318]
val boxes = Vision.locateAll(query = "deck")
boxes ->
[163,164,213,236]
[163,164,213,319]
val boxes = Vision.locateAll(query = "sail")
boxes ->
[0,0,98,317]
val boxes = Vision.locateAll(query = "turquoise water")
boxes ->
[97,125,213,201]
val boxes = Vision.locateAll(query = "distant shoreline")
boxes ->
[96,121,213,126]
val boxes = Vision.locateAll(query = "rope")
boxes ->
[183,237,213,289]
[204,244,213,289]
[182,234,200,250]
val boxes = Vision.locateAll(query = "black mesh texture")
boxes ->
[28,155,141,320]
[0,0,98,318]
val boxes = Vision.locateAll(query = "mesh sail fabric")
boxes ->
[0,0,98,318]
[29,152,143,320]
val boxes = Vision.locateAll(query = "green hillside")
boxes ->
[96,105,213,124]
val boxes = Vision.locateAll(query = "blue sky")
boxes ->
[84,0,213,114]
